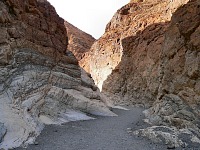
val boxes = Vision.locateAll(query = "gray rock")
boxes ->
[134,126,200,149]
[0,123,6,143]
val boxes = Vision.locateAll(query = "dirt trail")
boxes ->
[15,107,171,150]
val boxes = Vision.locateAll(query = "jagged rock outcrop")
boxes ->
[81,0,200,148]
[65,21,96,63]
[134,125,200,148]
[142,1,200,148]
[0,0,114,149]
[82,0,189,106]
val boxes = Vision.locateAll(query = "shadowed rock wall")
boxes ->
[82,0,189,106]
[81,0,200,148]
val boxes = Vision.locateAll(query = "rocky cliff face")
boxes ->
[0,0,114,149]
[65,21,95,64]
[146,0,200,124]
[0,0,199,149]
[81,0,200,148]
[142,0,200,147]
[82,0,189,106]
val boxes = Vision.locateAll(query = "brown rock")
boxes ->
[81,1,200,147]
[82,0,189,106]
[65,21,96,62]
[139,2,200,148]
[0,0,114,149]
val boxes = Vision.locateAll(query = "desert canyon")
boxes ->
[0,0,199,149]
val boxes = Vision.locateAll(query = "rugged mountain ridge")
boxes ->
[0,0,114,149]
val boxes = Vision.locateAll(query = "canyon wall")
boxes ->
[0,0,199,149]
[145,0,200,134]
[0,0,114,149]
[65,21,95,63]
[82,0,189,106]
[135,1,200,147]
[81,0,200,148]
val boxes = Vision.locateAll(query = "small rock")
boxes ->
[127,128,132,133]
[167,145,175,149]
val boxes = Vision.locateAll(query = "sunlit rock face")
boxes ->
[145,0,200,138]
[82,0,200,148]
[0,0,114,149]
[65,21,96,63]
[82,0,189,105]
[85,0,200,148]
[138,1,200,147]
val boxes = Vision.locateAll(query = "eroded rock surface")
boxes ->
[143,1,200,148]
[134,126,200,148]
[0,0,114,149]
[65,21,96,63]
[82,0,189,106]
[81,0,200,148]
[0,123,6,143]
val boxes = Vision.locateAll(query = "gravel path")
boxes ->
[15,107,169,150]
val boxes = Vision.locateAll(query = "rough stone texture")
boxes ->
[82,0,189,106]
[0,0,114,149]
[141,95,200,148]
[65,21,96,63]
[0,123,6,143]
[143,0,200,146]
[134,126,200,149]
[125,0,200,148]
[81,0,200,148]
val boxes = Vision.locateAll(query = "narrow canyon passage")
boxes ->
[0,0,199,149]
[15,108,169,150]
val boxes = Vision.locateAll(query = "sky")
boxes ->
[47,0,129,39]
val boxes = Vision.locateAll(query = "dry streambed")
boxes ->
[15,107,173,150]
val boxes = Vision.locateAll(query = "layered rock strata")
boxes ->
[65,21,96,64]
[0,0,114,149]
